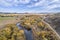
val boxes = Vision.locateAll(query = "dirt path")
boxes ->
[42,20,60,40]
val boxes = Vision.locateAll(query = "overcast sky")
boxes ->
[0,0,60,13]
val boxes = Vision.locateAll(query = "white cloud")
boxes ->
[0,0,60,12]
[46,5,57,10]
[27,0,60,11]
[27,0,45,7]
[52,0,60,2]
[19,0,31,4]
[46,4,60,10]
[0,0,31,7]
[46,0,60,10]
[27,0,45,8]
[34,0,46,6]
[0,0,13,6]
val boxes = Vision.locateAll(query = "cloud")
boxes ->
[0,0,60,12]
[0,0,13,7]
[19,0,31,4]
[46,0,60,10]
[27,0,45,7]
[27,0,60,11]
[0,0,31,7]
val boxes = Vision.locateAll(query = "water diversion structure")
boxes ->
[16,23,34,40]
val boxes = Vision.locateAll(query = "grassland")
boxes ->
[0,17,16,22]
[0,14,19,28]
[0,14,60,40]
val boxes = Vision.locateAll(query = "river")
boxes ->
[16,23,34,40]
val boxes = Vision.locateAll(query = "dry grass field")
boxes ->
[0,14,60,40]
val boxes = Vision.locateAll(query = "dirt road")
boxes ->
[42,20,60,40]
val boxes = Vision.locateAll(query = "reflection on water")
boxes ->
[16,23,34,40]
[16,23,23,29]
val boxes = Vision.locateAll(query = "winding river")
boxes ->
[16,23,34,40]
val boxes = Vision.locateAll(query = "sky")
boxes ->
[0,0,60,13]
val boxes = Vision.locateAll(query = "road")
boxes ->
[42,20,60,40]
